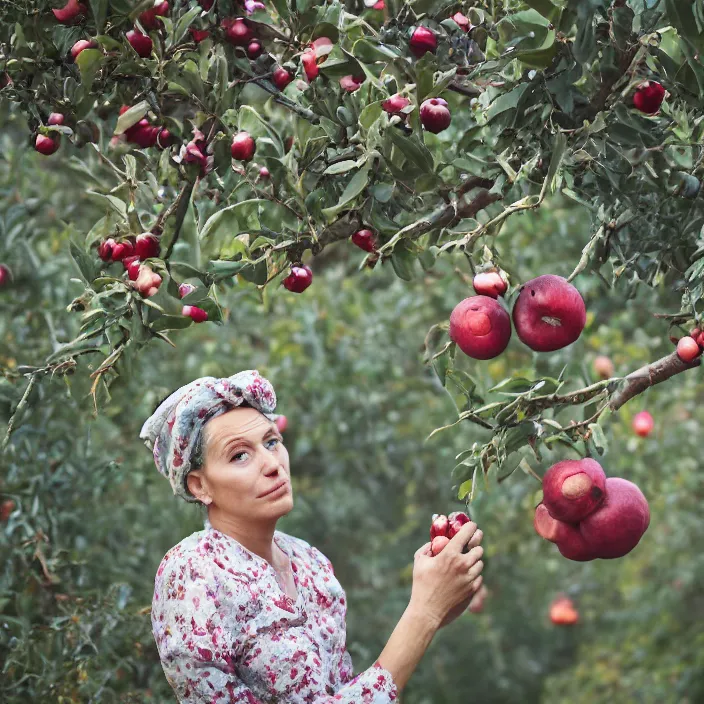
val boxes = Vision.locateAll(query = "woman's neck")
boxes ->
[207,509,280,566]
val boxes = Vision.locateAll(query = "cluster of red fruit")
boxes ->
[549,595,579,625]
[429,511,472,556]
[449,273,586,359]
[97,232,163,298]
[534,458,650,561]
[674,325,704,363]
[117,106,172,150]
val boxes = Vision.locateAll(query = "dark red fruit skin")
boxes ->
[282,265,313,293]
[273,67,294,90]
[247,41,264,59]
[190,28,210,43]
[53,0,87,24]
[351,229,377,252]
[677,336,701,362]
[71,39,97,59]
[223,18,253,46]
[98,238,116,261]
[452,12,471,32]
[430,514,449,540]
[409,26,437,58]
[449,295,512,360]
[578,478,650,559]
[139,1,169,31]
[47,113,65,126]
[541,458,607,524]
[0,264,12,287]
[126,29,153,58]
[381,95,411,115]
[447,511,470,538]
[231,132,256,161]
[512,274,586,352]
[419,98,451,134]
[35,134,60,155]
[110,240,136,262]
[633,81,665,114]
[534,504,599,561]
[135,233,160,259]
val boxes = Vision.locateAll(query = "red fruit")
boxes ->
[178,282,196,298]
[579,478,650,559]
[430,514,449,540]
[0,264,12,287]
[472,271,507,299]
[430,535,450,556]
[190,28,210,42]
[182,305,208,322]
[351,229,377,252]
[247,40,264,59]
[259,166,270,179]
[52,0,86,24]
[98,238,116,261]
[381,94,411,115]
[550,597,579,625]
[275,415,288,433]
[449,295,512,360]
[452,12,471,32]
[677,336,701,363]
[593,355,614,379]
[534,503,601,562]
[632,411,653,438]
[111,240,136,262]
[340,74,365,92]
[512,274,586,352]
[35,134,60,155]
[184,141,208,175]
[420,98,451,134]
[126,29,153,58]
[126,259,142,281]
[272,67,294,90]
[541,458,606,524]
[135,233,160,259]
[302,49,319,81]
[201,0,214,9]
[409,26,437,58]
[133,264,162,297]
[71,39,97,59]
[633,80,665,115]
[157,129,172,149]
[373,0,385,8]
[447,511,470,538]
[130,125,160,148]
[139,1,169,31]
[231,132,256,161]
[282,264,313,293]
[47,113,65,126]
[0,499,15,522]
[690,326,701,340]
[311,37,334,61]
[223,18,253,46]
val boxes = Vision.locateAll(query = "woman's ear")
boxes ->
[186,470,211,505]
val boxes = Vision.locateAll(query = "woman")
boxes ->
[142,370,485,703]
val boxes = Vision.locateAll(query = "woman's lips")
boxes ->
[259,481,288,498]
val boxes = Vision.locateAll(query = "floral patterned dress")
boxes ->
[152,518,399,703]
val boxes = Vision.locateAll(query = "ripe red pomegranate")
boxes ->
[677,336,701,362]
[247,40,263,59]
[182,305,208,323]
[139,1,169,31]
[135,233,160,259]
[430,514,449,540]
[550,596,578,625]
[472,271,507,299]
[126,29,153,58]
[340,75,365,92]
[0,499,15,522]
[429,511,470,554]
[351,229,377,252]
[449,295,512,360]
[409,26,437,58]
[381,94,411,115]
[275,415,288,433]
[273,67,294,90]
[223,18,254,46]
[282,264,313,293]
[447,511,471,538]
[533,503,599,560]
[133,264,162,297]
[541,458,606,523]
[0,264,12,287]
[52,0,86,24]
[35,134,60,155]
[231,132,256,161]
[419,98,451,133]
[593,355,614,379]
[452,12,471,32]
[111,240,136,262]
[632,410,653,437]
[578,478,650,559]
[71,39,97,59]
[633,80,665,114]
[512,274,586,352]
[302,49,319,81]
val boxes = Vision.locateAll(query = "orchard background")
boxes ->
[1,0,704,702]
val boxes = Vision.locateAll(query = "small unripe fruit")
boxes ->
[541,458,606,524]
[512,274,586,352]
[223,18,253,46]
[71,39,97,59]
[35,134,60,155]
[449,295,512,360]
[339,74,365,92]
[47,113,65,126]
[420,98,451,134]
[677,336,701,363]
[182,305,208,322]
[381,94,411,115]
[231,132,256,161]
[632,411,653,438]
[409,26,437,58]
[178,282,196,298]
[430,514,449,540]
[0,264,12,287]
[633,81,665,114]
[593,355,614,379]
[247,40,263,59]
[190,28,210,43]
[126,29,153,58]
[52,0,86,24]
[430,535,450,556]
[282,264,313,293]
[472,271,507,299]
[272,67,294,90]
[452,12,471,32]
[351,229,377,252]
[135,233,160,259]
[259,166,270,179]
[275,415,288,433]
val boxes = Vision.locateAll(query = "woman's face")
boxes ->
[187,407,292,521]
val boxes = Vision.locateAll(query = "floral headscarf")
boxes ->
[139,370,278,502]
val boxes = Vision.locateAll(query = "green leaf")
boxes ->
[486,84,530,122]
[69,241,98,284]
[496,9,555,55]
[75,48,102,93]
[150,315,194,332]
[170,6,201,47]
[89,0,108,33]
[199,200,264,241]
[323,160,359,175]
[387,129,435,174]
[390,239,417,281]
[321,161,373,221]
[114,101,149,135]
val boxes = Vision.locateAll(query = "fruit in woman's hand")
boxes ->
[282,264,313,293]
[633,80,665,114]
[632,410,653,437]
[512,274,586,352]
[420,98,451,134]
[473,271,507,299]
[409,26,437,58]
[430,514,449,540]
[676,336,701,363]
[431,535,450,556]
[541,458,606,524]
[449,295,512,360]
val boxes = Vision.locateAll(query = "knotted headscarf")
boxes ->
[140,370,278,503]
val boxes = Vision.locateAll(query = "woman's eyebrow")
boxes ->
[220,427,279,455]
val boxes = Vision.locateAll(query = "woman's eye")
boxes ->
[231,438,280,462]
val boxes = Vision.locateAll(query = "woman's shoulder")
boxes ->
[154,528,216,582]
[276,530,333,572]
